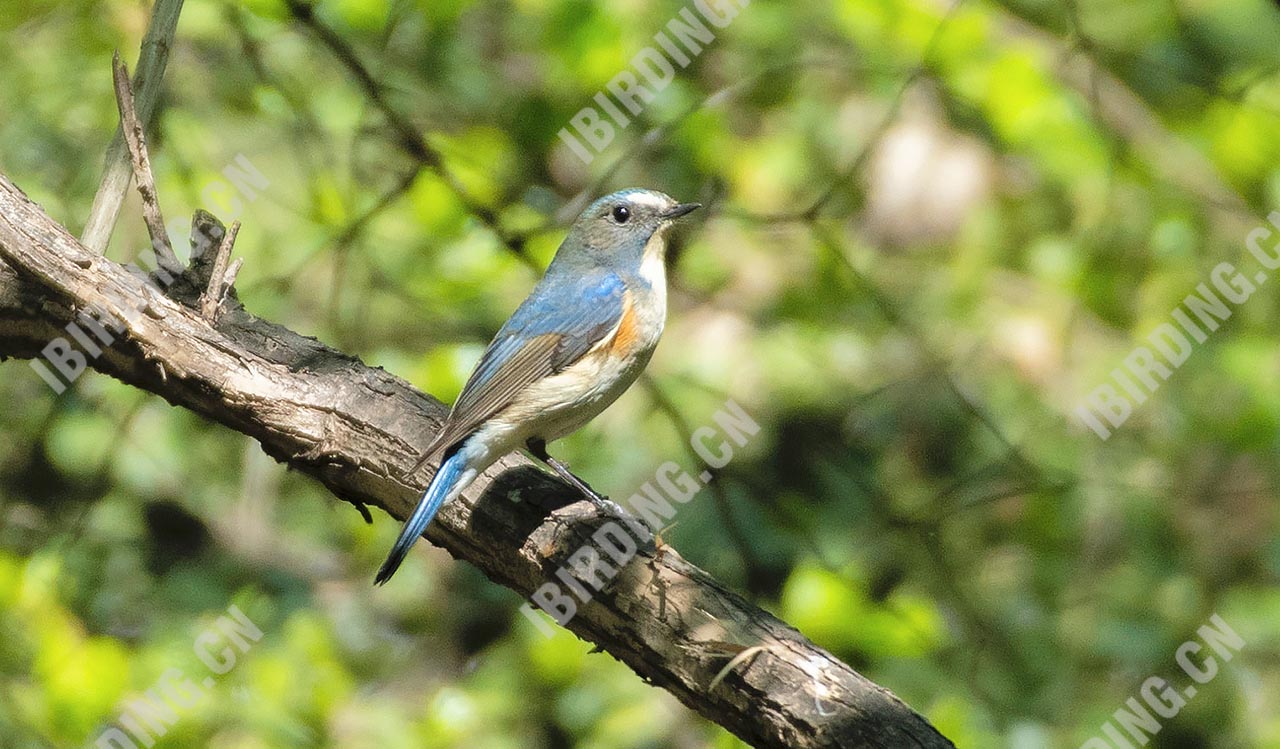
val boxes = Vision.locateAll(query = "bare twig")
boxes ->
[222,258,244,297]
[709,644,768,691]
[81,0,185,253]
[732,0,965,224]
[111,53,183,277]
[809,224,1045,477]
[279,0,537,269]
[989,0,1260,231]
[200,220,241,320]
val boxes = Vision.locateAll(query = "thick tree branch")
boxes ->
[0,172,953,749]
[279,0,538,268]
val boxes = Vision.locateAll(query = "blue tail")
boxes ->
[375,447,469,585]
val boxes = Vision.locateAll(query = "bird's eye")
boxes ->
[611,205,631,224]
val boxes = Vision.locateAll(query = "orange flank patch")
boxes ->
[609,293,640,356]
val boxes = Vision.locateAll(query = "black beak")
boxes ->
[662,202,701,220]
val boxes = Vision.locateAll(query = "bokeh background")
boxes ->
[2,0,1280,746]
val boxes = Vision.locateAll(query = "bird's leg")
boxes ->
[526,438,612,509]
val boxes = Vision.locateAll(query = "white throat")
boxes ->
[640,231,669,311]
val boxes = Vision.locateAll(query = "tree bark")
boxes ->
[0,172,954,749]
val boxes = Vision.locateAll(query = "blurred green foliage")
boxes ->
[2,0,1280,746]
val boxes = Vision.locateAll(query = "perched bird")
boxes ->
[376,188,700,584]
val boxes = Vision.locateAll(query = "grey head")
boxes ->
[554,188,700,270]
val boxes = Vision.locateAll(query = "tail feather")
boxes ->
[375,447,470,585]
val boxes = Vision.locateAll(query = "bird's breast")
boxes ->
[607,288,664,360]
[495,279,666,444]
[610,230,669,357]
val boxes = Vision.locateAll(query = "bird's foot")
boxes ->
[526,438,621,513]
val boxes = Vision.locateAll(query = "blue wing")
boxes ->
[420,270,626,458]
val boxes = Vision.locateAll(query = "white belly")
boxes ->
[507,331,657,442]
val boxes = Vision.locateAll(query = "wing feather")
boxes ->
[415,272,626,464]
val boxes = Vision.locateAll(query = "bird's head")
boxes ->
[562,188,700,266]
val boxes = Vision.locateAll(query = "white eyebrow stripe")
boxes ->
[625,191,672,210]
